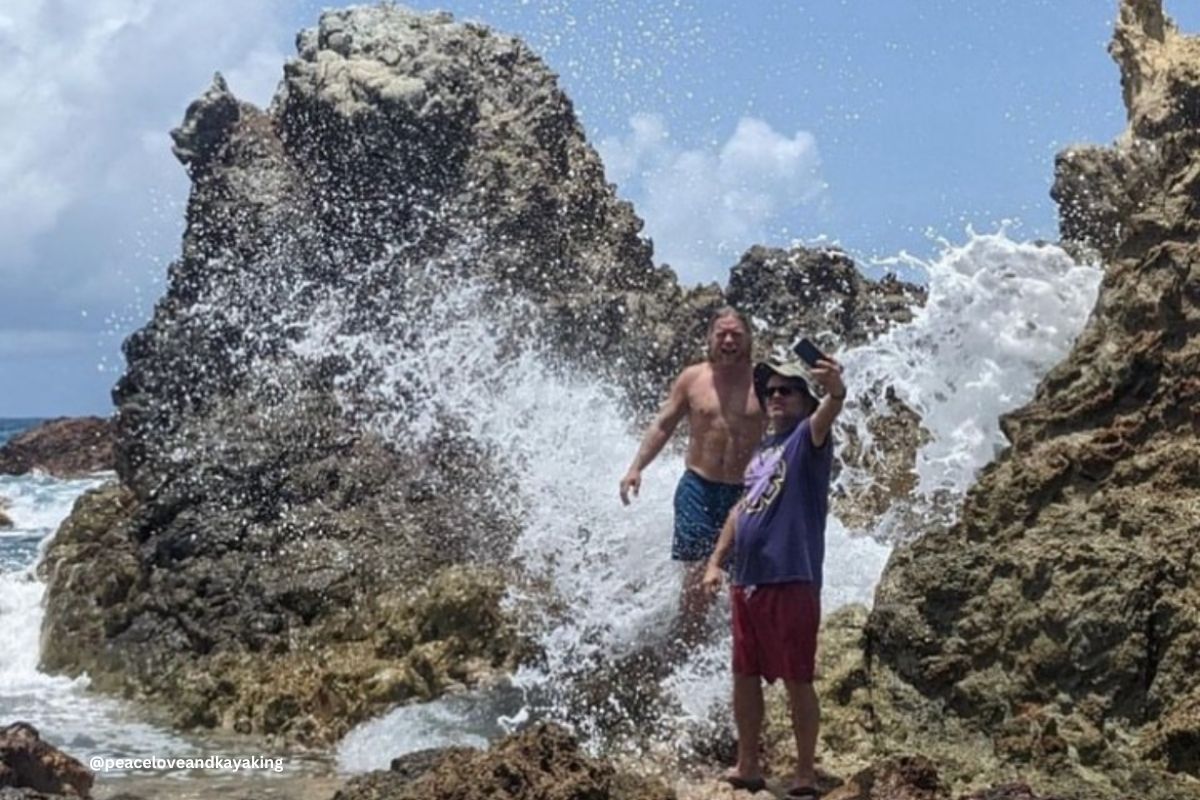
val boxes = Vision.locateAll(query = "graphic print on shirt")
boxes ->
[743,445,786,516]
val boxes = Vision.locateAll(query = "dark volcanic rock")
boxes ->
[39,423,526,744]
[0,418,113,478]
[332,723,674,800]
[39,406,528,744]
[388,747,477,782]
[0,722,93,798]
[837,2,1200,798]
[331,747,475,800]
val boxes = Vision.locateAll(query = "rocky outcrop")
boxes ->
[0,722,93,798]
[725,246,925,353]
[118,5,712,477]
[40,4,920,744]
[0,497,11,530]
[842,2,1200,798]
[39,428,527,745]
[40,3,591,744]
[332,724,674,800]
[0,418,113,478]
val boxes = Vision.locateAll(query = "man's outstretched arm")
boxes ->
[619,369,691,504]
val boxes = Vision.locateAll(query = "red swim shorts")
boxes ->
[731,582,820,683]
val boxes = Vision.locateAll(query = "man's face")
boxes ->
[708,316,749,364]
[764,376,808,427]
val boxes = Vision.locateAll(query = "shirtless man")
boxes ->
[619,307,764,644]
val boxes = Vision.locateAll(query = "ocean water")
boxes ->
[0,418,42,447]
[0,419,217,774]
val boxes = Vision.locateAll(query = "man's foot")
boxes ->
[784,786,820,799]
[721,771,767,793]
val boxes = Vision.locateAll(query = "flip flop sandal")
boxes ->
[723,774,768,793]
[785,786,821,799]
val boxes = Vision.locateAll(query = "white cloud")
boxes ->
[0,0,289,285]
[0,0,291,414]
[597,114,826,285]
[224,42,290,108]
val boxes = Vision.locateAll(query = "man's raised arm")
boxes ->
[808,357,846,448]
[619,369,692,505]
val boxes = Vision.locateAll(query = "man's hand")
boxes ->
[811,356,846,399]
[619,469,642,505]
[702,561,724,595]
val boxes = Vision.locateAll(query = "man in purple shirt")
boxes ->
[703,353,846,799]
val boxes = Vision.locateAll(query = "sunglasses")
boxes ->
[764,385,802,398]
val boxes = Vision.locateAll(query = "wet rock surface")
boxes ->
[0,722,93,798]
[39,443,525,745]
[0,418,113,478]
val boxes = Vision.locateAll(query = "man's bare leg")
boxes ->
[731,673,765,781]
[674,561,716,647]
[784,679,819,789]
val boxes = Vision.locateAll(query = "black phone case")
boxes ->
[793,339,823,367]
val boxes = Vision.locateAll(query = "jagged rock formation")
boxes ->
[1053,0,1200,260]
[39,4,920,744]
[823,2,1200,798]
[0,418,113,478]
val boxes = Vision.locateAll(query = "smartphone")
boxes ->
[793,338,825,368]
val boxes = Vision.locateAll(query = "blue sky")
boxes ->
[2,0,1197,417]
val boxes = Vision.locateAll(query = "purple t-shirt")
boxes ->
[732,417,834,587]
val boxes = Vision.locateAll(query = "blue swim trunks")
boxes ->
[672,469,743,562]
